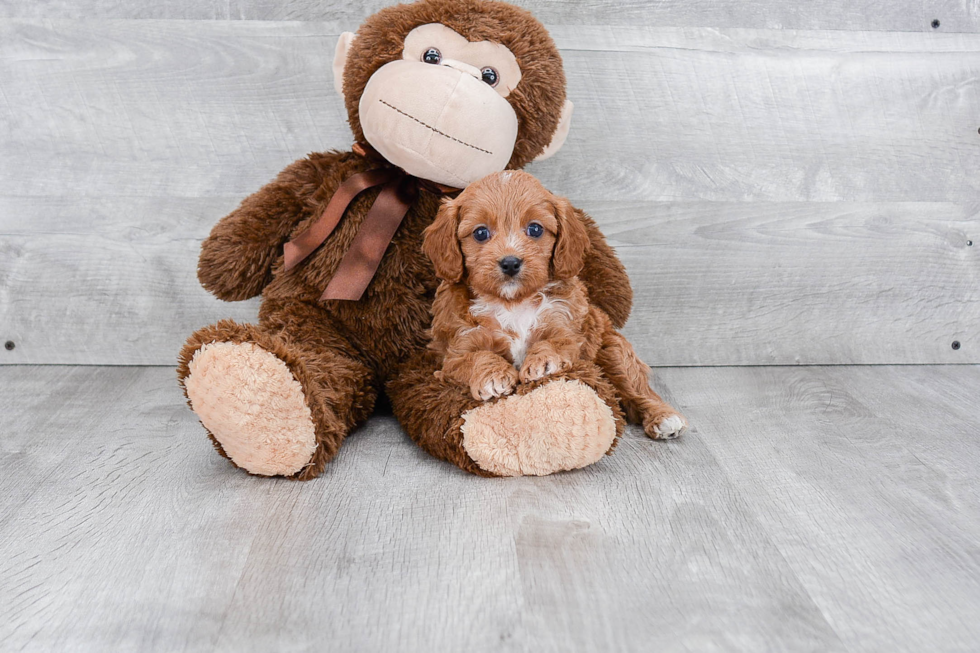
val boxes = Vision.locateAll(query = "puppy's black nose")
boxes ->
[499,256,523,277]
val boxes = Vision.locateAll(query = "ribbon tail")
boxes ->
[282,167,398,272]
[321,180,414,301]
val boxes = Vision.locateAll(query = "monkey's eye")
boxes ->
[422,47,442,64]
[525,222,544,238]
[480,67,499,87]
[473,226,491,242]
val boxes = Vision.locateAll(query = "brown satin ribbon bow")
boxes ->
[282,143,458,301]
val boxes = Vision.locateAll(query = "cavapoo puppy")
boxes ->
[422,171,688,440]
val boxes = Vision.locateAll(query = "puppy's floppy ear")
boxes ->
[423,196,465,283]
[551,194,591,280]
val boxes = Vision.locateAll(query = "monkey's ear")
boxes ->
[423,197,465,283]
[533,100,573,162]
[333,32,356,97]
[551,194,591,280]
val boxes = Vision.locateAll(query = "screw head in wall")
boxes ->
[952,340,961,350]
[932,19,941,28]
[4,341,14,351]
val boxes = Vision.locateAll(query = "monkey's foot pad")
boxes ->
[185,341,317,476]
[460,378,616,476]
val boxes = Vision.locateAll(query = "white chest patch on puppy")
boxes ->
[470,289,570,367]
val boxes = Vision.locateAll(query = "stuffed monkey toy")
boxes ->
[178,0,636,478]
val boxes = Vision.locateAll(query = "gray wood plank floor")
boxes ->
[2,364,979,652]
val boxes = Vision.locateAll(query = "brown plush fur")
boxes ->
[424,172,685,436]
[178,0,633,479]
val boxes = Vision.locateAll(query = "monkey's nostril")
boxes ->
[499,256,522,277]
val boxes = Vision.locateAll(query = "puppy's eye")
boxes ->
[473,226,491,242]
[480,67,499,87]
[525,222,544,238]
[422,48,442,64]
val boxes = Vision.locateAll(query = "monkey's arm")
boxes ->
[574,208,633,329]
[198,155,333,301]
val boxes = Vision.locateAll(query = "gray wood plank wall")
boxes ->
[2,0,979,32]
[1,9,978,365]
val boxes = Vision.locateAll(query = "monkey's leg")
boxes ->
[177,316,376,480]
[595,330,688,440]
[387,351,625,477]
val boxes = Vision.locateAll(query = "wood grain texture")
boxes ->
[2,197,977,366]
[0,365,842,652]
[0,0,977,33]
[0,20,349,199]
[602,200,980,366]
[0,195,260,365]
[3,364,980,651]
[542,27,980,203]
[0,22,978,202]
[658,364,980,652]
[1,20,979,366]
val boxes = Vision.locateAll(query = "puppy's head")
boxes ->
[422,171,590,301]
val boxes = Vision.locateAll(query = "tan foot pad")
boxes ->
[185,342,317,477]
[461,379,616,476]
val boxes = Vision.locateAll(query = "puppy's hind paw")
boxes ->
[644,413,688,440]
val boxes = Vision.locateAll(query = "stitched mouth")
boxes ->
[378,99,493,156]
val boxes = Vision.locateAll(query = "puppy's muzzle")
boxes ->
[499,256,523,277]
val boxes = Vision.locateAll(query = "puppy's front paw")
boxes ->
[519,351,566,384]
[471,366,519,401]
[644,413,688,440]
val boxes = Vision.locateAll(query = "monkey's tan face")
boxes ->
[357,24,522,188]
